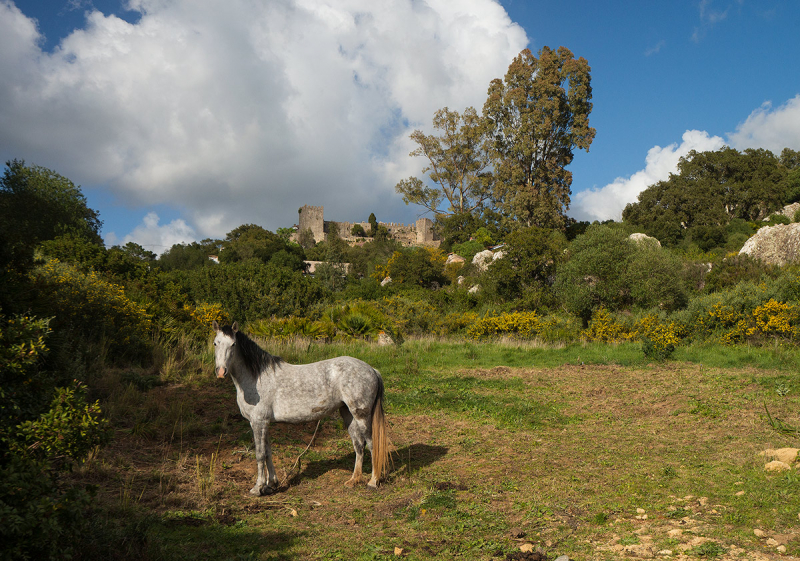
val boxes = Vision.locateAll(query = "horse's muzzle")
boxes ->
[216,367,227,379]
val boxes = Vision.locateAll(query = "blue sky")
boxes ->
[2,0,799,253]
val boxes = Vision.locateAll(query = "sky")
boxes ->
[1,0,799,254]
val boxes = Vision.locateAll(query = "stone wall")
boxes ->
[297,205,324,243]
[293,205,439,247]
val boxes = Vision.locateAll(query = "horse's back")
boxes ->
[267,356,381,422]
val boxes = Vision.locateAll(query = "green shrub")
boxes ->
[32,259,152,360]
[0,314,110,561]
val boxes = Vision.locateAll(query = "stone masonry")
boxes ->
[294,205,438,247]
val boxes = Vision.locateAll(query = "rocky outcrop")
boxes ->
[775,202,800,221]
[629,233,661,247]
[472,249,504,272]
[738,223,800,266]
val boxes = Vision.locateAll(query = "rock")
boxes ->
[554,556,570,561]
[735,490,746,496]
[629,232,662,247]
[760,447,799,464]
[766,538,779,547]
[381,276,392,286]
[471,249,504,272]
[509,527,526,539]
[377,331,394,346]
[764,460,791,472]
[657,550,673,557]
[754,529,766,538]
[519,543,535,553]
[739,223,800,265]
[778,545,787,553]
[776,202,800,221]
[445,253,465,265]
[468,285,480,294]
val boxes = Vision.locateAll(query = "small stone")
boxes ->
[394,546,403,556]
[520,543,535,553]
[766,538,779,547]
[509,527,526,539]
[760,447,800,464]
[636,508,646,514]
[657,550,673,556]
[554,556,570,561]
[668,529,683,538]
[765,460,791,472]
[754,529,766,538]
[778,545,787,553]
[735,490,746,496]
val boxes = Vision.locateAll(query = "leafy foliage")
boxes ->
[1,314,110,561]
[623,147,790,247]
[395,107,492,216]
[483,46,595,229]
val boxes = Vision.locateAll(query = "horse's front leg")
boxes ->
[250,419,278,496]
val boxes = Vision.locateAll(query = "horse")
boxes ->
[212,321,391,495]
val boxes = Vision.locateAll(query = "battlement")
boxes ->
[291,205,438,247]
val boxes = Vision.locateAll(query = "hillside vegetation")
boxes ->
[1,142,799,559]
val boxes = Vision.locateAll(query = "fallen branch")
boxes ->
[279,420,322,488]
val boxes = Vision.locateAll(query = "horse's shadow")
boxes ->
[283,443,448,490]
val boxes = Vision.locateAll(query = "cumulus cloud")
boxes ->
[727,95,800,153]
[0,0,527,240]
[109,212,197,255]
[571,130,725,222]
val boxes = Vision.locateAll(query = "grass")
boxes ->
[73,337,800,560]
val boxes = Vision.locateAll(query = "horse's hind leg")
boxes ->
[340,405,366,487]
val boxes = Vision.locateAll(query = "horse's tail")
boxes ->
[371,374,392,483]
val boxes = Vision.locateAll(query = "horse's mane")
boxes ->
[221,325,282,378]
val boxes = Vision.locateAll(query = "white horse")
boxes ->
[212,321,390,495]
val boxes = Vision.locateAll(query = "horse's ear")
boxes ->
[212,320,220,332]
[232,321,239,333]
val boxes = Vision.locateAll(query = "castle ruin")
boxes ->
[295,205,439,247]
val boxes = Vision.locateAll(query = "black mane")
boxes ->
[221,325,282,378]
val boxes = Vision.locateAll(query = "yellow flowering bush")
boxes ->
[185,302,229,327]
[583,308,634,342]
[33,259,151,354]
[467,311,543,340]
[751,299,799,341]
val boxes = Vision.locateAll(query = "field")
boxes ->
[75,340,800,560]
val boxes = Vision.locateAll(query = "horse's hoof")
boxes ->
[344,477,362,488]
[367,480,379,490]
[250,485,276,496]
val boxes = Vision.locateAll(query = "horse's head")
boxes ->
[212,320,238,379]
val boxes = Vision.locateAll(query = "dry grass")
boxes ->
[74,354,800,560]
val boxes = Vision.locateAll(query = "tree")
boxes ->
[0,160,102,269]
[395,107,492,217]
[555,225,686,325]
[483,47,595,229]
[219,224,305,269]
[623,147,789,246]
[484,226,567,309]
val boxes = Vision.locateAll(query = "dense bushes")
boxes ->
[1,315,110,561]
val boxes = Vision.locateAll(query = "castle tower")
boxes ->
[415,217,435,244]
[298,205,324,243]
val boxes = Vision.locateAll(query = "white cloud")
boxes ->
[0,0,528,240]
[727,95,800,153]
[115,212,197,255]
[571,130,725,222]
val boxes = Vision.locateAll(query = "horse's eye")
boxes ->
[213,342,217,346]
